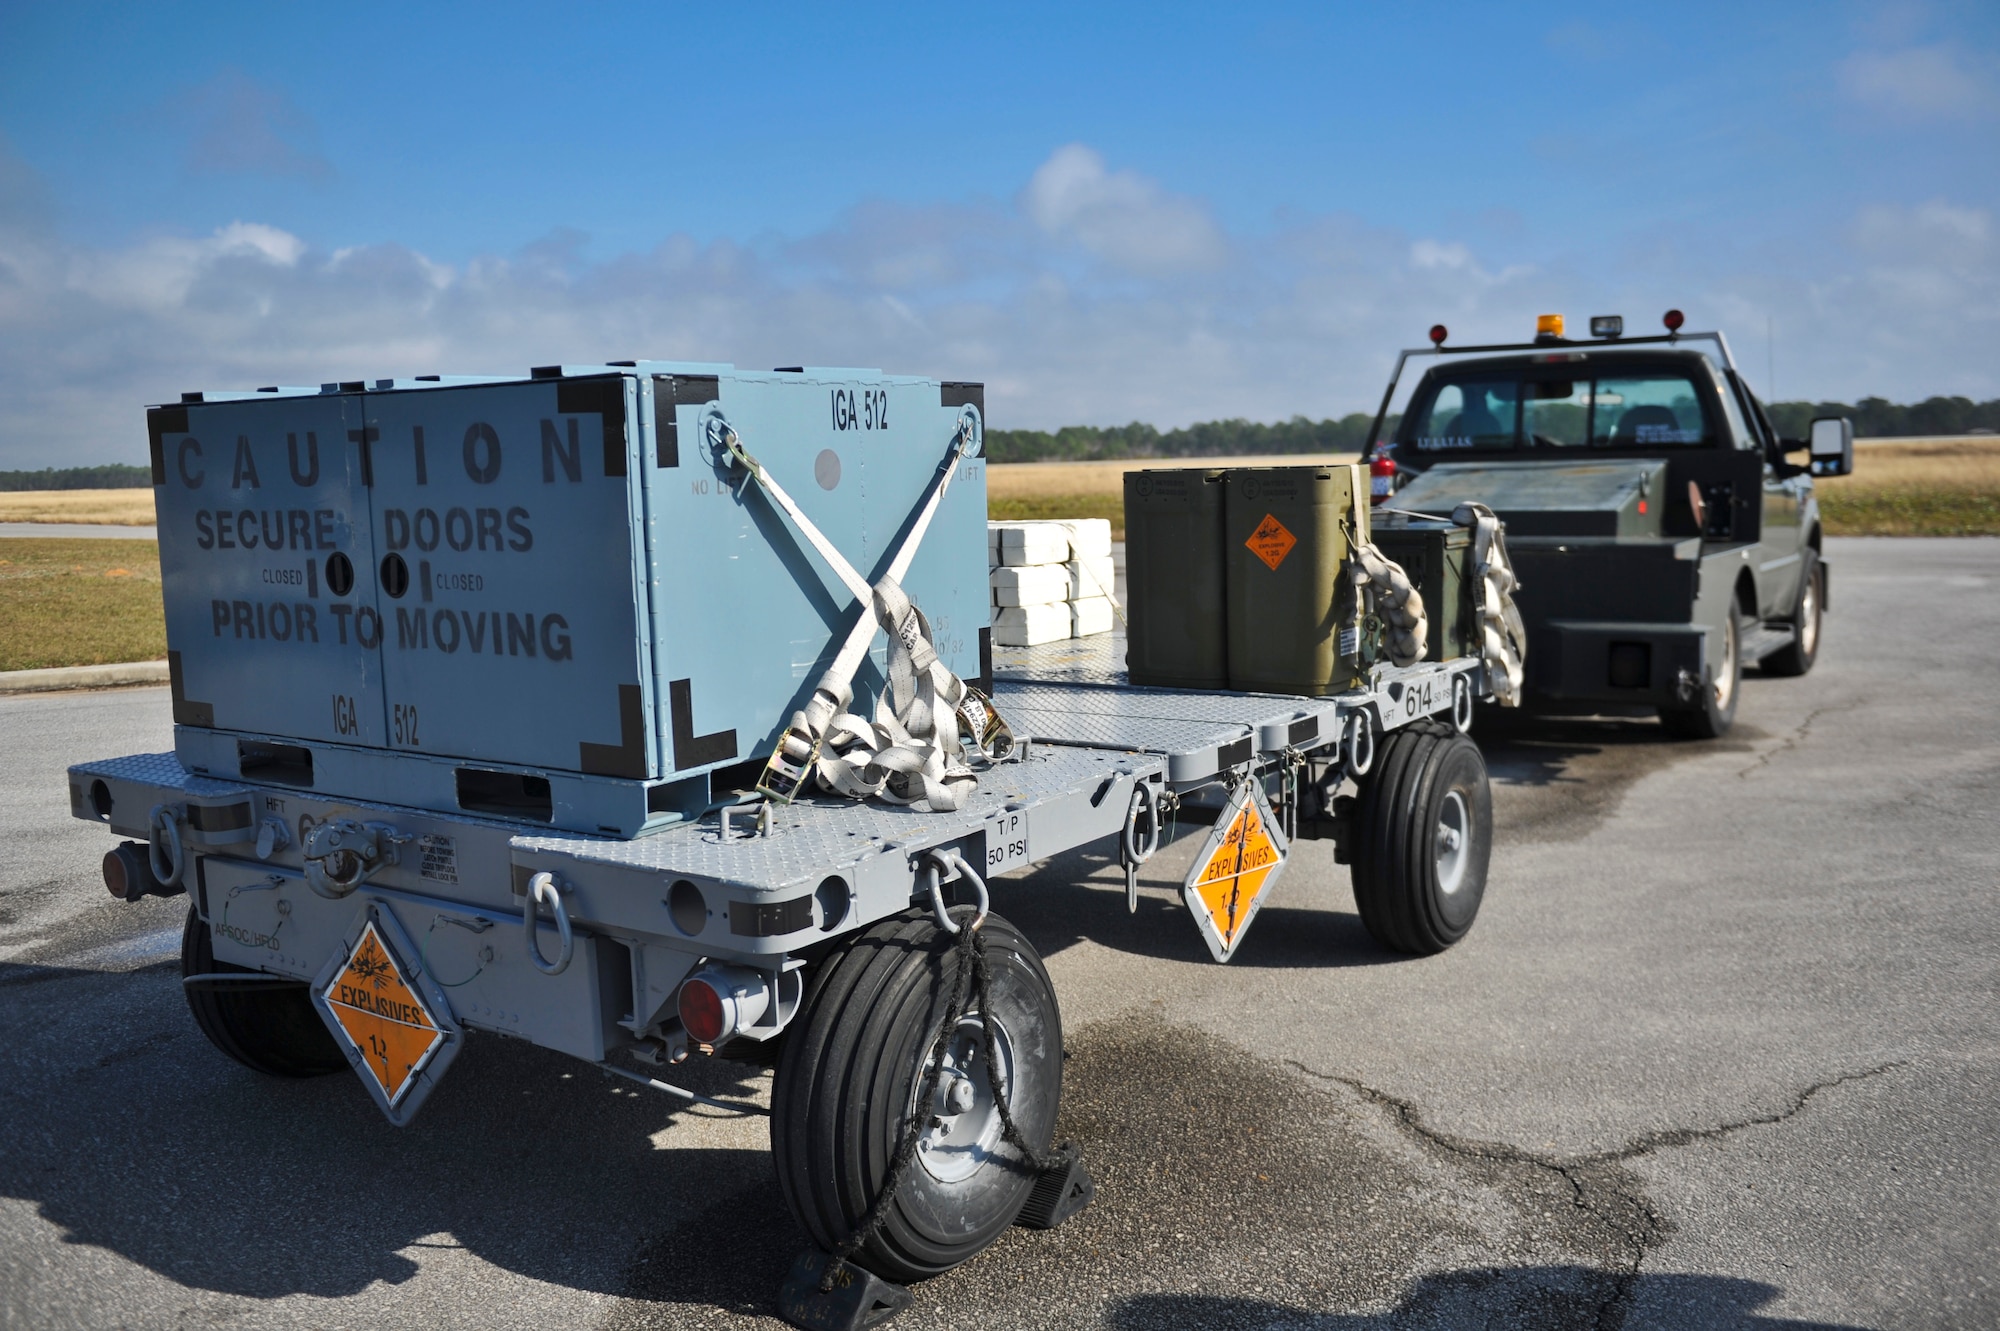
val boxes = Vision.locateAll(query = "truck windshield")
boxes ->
[1404,370,1713,454]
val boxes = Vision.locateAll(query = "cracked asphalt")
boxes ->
[2,536,1995,1330]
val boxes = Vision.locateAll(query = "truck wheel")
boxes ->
[771,907,1062,1283]
[1350,723,1491,955]
[1759,552,1822,677]
[1661,612,1743,739]
[180,906,347,1078]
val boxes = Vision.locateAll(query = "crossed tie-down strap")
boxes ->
[1349,539,1429,667]
[714,414,1013,813]
[1452,501,1528,707]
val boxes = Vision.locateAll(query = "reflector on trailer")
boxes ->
[679,976,726,1044]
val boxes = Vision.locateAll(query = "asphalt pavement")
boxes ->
[0,523,156,539]
[1,536,1994,1330]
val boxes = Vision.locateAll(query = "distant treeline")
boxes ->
[0,464,151,490]
[1764,396,2000,441]
[986,414,1397,463]
[987,396,2000,463]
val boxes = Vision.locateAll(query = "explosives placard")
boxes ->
[1181,780,1290,963]
[1244,513,1297,571]
[311,906,461,1124]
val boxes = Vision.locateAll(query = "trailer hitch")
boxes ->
[301,818,409,899]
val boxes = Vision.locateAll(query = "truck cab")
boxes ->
[1373,313,1849,737]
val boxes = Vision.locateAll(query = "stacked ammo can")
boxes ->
[1127,463,1407,695]
[987,519,1116,647]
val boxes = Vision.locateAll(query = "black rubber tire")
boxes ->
[1660,611,1743,739]
[771,907,1062,1283]
[1759,551,1822,678]
[1350,723,1492,955]
[181,906,347,1078]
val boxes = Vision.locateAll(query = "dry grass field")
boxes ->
[988,436,2000,538]
[0,488,156,525]
[0,538,165,672]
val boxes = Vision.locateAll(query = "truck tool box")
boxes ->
[77,359,1514,1328]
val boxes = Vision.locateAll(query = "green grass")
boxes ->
[988,494,1128,539]
[0,538,166,672]
[1818,489,2000,536]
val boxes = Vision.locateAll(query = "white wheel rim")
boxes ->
[1435,790,1470,896]
[1715,617,1738,710]
[1800,573,1819,656]
[914,1012,1016,1184]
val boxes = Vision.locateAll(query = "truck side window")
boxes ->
[1590,374,1712,447]
[1710,368,1757,451]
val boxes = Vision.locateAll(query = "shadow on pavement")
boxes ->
[1107,1270,1865,1330]
[0,957,780,1302]
[991,843,1402,971]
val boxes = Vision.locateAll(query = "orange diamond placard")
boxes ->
[321,919,445,1107]
[1245,514,1297,570]
[1181,782,1290,963]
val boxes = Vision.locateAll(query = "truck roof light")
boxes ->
[1663,308,1685,332]
[1429,324,1448,346]
[1590,315,1623,339]
[1536,314,1565,338]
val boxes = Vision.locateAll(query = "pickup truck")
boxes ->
[1369,311,1853,737]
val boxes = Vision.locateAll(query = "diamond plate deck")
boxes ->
[991,626,1355,781]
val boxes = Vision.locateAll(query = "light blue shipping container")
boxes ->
[147,364,990,836]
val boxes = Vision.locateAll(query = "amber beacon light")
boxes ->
[1535,313,1565,338]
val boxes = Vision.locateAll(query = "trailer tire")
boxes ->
[1349,724,1491,955]
[1661,611,1743,739]
[1759,552,1822,678]
[180,906,347,1078]
[771,907,1062,1283]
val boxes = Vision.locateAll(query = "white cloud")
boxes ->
[0,143,1995,471]
[1020,144,1227,274]
[1838,44,1992,119]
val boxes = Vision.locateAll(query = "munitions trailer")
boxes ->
[71,362,1502,1328]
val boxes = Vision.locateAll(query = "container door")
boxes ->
[150,393,388,744]
[359,377,655,777]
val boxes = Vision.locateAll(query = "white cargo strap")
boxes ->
[1349,539,1428,667]
[718,413,1012,812]
[1453,501,1528,707]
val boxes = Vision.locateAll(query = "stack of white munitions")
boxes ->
[987,519,1117,647]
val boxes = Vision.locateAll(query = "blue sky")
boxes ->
[1,0,1995,468]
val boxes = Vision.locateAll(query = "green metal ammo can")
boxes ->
[1369,516,1473,663]
[1123,468,1229,688]
[1224,464,1370,696]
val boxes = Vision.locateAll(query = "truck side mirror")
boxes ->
[1809,417,1853,478]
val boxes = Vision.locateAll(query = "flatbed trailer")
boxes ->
[70,628,1492,1324]
[68,363,1506,1328]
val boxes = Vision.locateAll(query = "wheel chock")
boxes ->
[1014,1142,1095,1230]
[775,1248,913,1331]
